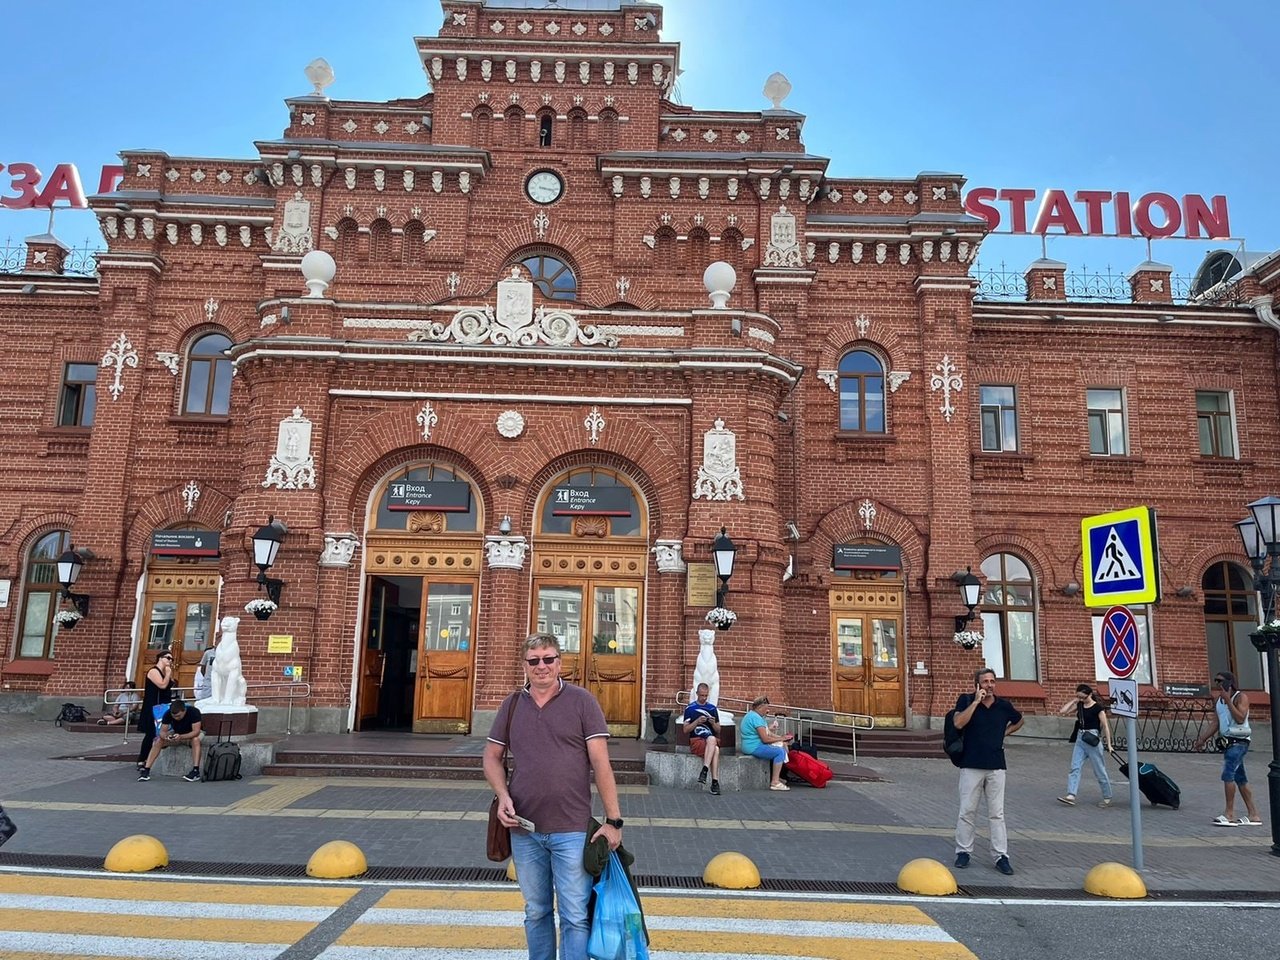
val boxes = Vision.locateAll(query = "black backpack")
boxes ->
[55,703,89,726]
[943,709,965,766]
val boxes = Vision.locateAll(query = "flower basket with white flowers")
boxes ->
[953,630,983,650]
[244,598,278,621]
[1249,619,1280,652]
[705,607,737,631]
[54,609,83,629]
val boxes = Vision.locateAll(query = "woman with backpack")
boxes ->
[1056,683,1113,807]
[136,650,176,770]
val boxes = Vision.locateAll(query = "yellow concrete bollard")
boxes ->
[1084,862,1147,899]
[506,859,518,882]
[703,852,761,890]
[896,858,958,896]
[306,840,368,879]
[104,835,169,873]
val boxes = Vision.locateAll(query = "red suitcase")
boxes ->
[783,748,833,788]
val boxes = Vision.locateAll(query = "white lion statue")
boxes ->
[210,615,248,706]
[692,628,720,706]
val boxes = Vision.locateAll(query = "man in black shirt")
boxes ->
[138,698,203,783]
[952,668,1023,875]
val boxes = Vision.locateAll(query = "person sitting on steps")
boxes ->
[682,682,722,795]
[138,698,204,783]
[740,695,793,791]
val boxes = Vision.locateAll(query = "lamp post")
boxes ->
[1236,495,1280,857]
[251,518,287,609]
[953,566,981,634]
[55,548,90,617]
[710,526,737,609]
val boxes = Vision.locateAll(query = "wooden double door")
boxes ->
[533,579,643,736]
[135,569,219,695]
[831,582,905,727]
[358,574,478,733]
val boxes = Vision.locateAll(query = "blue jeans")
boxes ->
[510,830,591,960]
[748,743,788,764]
[1221,742,1249,784]
[1066,738,1112,799]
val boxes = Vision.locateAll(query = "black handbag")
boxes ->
[0,804,16,847]
[1078,703,1100,747]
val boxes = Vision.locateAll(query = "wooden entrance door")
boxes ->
[533,580,642,736]
[135,570,219,695]
[830,583,904,727]
[414,580,477,733]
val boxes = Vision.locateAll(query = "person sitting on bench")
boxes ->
[682,683,722,795]
[741,696,793,792]
[137,698,203,782]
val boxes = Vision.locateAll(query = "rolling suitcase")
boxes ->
[202,720,243,782]
[783,748,833,788]
[1112,750,1180,808]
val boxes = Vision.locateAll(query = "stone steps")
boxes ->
[263,751,649,784]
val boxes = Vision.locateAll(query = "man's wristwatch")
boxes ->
[605,817,624,829]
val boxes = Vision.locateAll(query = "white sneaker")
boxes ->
[769,782,790,791]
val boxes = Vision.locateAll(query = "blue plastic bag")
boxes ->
[587,850,648,960]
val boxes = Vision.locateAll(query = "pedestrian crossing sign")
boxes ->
[1081,506,1160,607]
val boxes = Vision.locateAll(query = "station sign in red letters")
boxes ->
[1,163,124,209]
[963,188,1231,240]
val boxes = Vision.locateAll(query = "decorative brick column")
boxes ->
[23,233,69,274]
[1128,260,1173,304]
[1024,258,1067,301]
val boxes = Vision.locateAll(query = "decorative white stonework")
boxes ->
[273,192,313,254]
[1150,278,1164,293]
[940,241,952,262]
[182,480,202,515]
[879,190,893,204]
[496,410,525,439]
[640,176,651,198]
[599,22,613,35]
[100,332,139,401]
[693,418,745,502]
[702,129,718,143]
[584,405,605,445]
[806,242,816,263]
[190,223,203,246]
[827,188,842,203]
[735,130,750,144]
[875,242,887,265]
[611,175,623,198]
[445,272,461,296]
[485,536,528,570]
[214,224,228,247]
[763,71,792,109]
[899,243,910,265]
[518,20,532,34]
[546,20,560,34]
[779,179,791,200]
[263,407,317,490]
[933,186,947,200]
[155,351,180,375]
[775,127,791,140]
[698,177,710,200]
[1043,275,1057,290]
[416,401,438,441]
[859,499,877,530]
[853,189,867,204]
[166,223,178,245]
[191,168,206,183]
[217,169,232,184]
[763,205,803,268]
[652,539,686,574]
[405,120,421,135]
[930,356,963,423]
[319,534,360,568]
[490,19,504,33]
[301,112,315,126]
[451,11,466,25]
[904,190,918,204]
[410,269,618,348]
[888,370,912,393]
[817,370,837,392]
[33,251,47,264]
[136,163,151,178]
[532,209,550,239]
[343,119,358,134]
[668,177,680,199]
[374,169,386,191]
[304,56,335,95]
[671,128,687,142]
[166,168,180,182]
[855,313,871,338]
[727,178,738,200]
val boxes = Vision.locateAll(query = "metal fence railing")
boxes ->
[1109,697,1221,753]
[100,681,312,742]
[676,691,875,764]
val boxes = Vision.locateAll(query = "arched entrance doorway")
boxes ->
[359,462,483,732]
[1203,560,1264,689]
[531,467,647,736]
[829,541,905,727]
[134,526,222,693]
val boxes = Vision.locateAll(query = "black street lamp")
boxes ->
[710,526,737,609]
[56,548,90,617]
[1236,495,1280,857]
[251,518,287,608]
[953,566,982,634]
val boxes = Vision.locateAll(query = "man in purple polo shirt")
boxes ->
[484,633,623,960]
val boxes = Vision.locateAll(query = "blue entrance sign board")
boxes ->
[1080,506,1160,607]
[1100,605,1141,679]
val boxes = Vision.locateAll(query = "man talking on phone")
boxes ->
[484,633,623,960]
[952,667,1023,875]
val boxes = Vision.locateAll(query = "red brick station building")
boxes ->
[2,0,1277,736]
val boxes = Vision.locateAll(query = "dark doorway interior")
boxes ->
[366,575,420,730]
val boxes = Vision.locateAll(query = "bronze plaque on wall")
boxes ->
[686,563,718,606]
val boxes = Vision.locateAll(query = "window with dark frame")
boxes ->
[1087,387,1127,455]
[182,333,233,417]
[16,529,71,659]
[838,350,886,433]
[57,363,98,428]
[978,552,1038,681]
[1202,561,1263,689]
[518,254,578,301]
[1196,390,1235,458]
[538,114,553,147]
[979,385,1018,452]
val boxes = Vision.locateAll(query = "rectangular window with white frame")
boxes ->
[979,385,1019,452]
[1087,388,1127,456]
[1091,605,1154,685]
[1196,390,1237,458]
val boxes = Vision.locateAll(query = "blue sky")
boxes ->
[4,0,1277,280]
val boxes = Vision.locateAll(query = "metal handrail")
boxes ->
[676,691,874,764]
[1110,696,1223,754]
[101,681,312,741]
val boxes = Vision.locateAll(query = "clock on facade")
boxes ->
[525,170,564,204]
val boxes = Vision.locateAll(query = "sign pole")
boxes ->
[1126,717,1143,870]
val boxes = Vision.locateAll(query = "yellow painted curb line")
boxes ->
[703,851,761,890]
[104,834,169,873]
[306,840,368,879]
[1084,861,1147,899]
[896,858,958,896]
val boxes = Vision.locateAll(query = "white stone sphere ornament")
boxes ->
[300,249,336,298]
[703,261,736,309]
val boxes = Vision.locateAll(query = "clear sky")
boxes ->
[4,0,1277,281]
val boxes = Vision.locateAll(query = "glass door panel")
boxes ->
[536,585,584,684]
[175,601,214,692]
[416,581,477,732]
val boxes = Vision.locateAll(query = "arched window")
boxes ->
[838,349,886,433]
[598,109,619,150]
[567,108,587,149]
[182,332,232,417]
[504,106,524,147]
[369,219,393,261]
[403,220,425,264]
[371,463,480,533]
[517,253,578,301]
[335,218,359,261]
[685,227,710,276]
[538,467,643,538]
[538,112,554,147]
[654,227,677,273]
[474,106,493,147]
[16,529,70,659]
[979,553,1038,680]
[1203,561,1262,688]
[721,228,744,274]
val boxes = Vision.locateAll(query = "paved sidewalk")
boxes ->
[1,715,1275,893]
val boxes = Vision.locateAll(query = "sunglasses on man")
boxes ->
[525,655,560,666]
